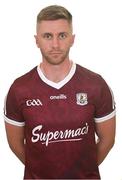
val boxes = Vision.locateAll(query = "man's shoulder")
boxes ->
[11,66,38,90]
[75,64,107,88]
[76,64,99,77]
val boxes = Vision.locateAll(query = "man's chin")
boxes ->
[45,57,66,66]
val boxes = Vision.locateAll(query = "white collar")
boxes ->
[37,63,76,89]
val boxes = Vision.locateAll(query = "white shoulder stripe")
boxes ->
[94,109,116,123]
[4,115,25,127]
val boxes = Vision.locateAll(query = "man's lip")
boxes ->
[50,52,62,55]
[50,51,62,53]
[50,52,61,54]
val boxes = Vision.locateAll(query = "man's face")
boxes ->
[35,19,75,65]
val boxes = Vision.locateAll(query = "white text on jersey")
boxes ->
[26,99,42,106]
[31,123,89,146]
[50,94,67,100]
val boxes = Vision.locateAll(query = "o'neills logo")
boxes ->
[31,123,89,146]
[50,94,67,100]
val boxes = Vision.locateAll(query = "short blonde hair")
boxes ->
[37,5,72,25]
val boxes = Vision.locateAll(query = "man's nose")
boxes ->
[52,37,60,48]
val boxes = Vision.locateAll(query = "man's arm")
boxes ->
[95,116,116,165]
[5,122,25,164]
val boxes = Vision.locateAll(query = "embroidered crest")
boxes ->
[76,93,88,106]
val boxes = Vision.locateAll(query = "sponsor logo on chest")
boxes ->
[31,123,89,146]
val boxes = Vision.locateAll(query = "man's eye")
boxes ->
[43,34,52,39]
[59,33,67,39]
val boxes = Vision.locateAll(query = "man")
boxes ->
[4,5,116,179]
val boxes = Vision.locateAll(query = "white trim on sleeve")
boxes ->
[94,109,116,123]
[4,115,25,127]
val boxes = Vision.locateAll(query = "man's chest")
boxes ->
[20,87,96,147]
[20,87,95,128]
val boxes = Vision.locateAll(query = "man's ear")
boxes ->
[34,35,40,48]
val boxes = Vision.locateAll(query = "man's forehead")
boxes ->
[37,19,72,34]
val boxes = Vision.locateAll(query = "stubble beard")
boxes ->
[41,48,70,66]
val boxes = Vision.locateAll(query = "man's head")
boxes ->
[37,5,72,28]
[35,5,75,65]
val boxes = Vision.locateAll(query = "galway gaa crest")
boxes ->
[76,93,88,106]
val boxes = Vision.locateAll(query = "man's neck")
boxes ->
[40,60,73,83]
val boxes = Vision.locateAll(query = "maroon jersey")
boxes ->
[4,63,115,179]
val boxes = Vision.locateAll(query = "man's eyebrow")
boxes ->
[42,32,52,34]
[41,32,52,36]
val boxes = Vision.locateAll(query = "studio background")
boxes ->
[0,0,122,179]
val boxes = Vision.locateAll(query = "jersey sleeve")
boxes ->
[94,76,116,123]
[4,82,25,127]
